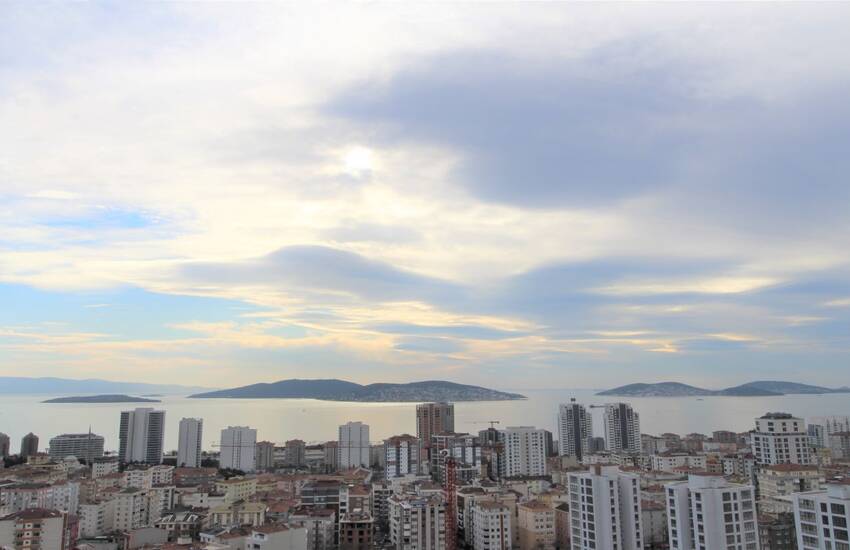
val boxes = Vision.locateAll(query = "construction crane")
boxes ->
[469,420,501,429]
[440,448,458,550]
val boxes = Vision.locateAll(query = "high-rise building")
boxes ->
[20,432,39,458]
[792,481,850,550]
[472,501,512,550]
[431,432,482,484]
[285,439,306,468]
[666,473,758,550]
[557,399,593,461]
[219,426,257,472]
[119,408,165,464]
[384,434,423,478]
[0,432,11,458]
[48,433,105,462]
[339,421,370,469]
[503,427,547,477]
[177,418,203,468]
[568,465,643,550]
[255,441,275,471]
[416,402,455,459]
[603,403,641,454]
[388,493,446,550]
[752,412,811,466]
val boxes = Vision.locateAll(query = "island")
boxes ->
[597,380,850,397]
[189,378,526,402]
[42,394,162,403]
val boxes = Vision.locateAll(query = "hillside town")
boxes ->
[2,402,849,550]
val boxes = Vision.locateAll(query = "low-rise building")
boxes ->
[517,500,554,550]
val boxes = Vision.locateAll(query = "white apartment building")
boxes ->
[124,464,174,489]
[792,481,850,550]
[0,509,67,550]
[112,487,150,531]
[473,501,512,550]
[650,453,708,473]
[92,457,120,478]
[119,408,166,464]
[665,473,758,550]
[568,465,643,550]
[557,399,593,461]
[604,403,642,454]
[752,412,811,466]
[757,464,824,513]
[388,493,446,550]
[220,426,258,472]
[177,418,203,468]
[0,481,80,516]
[384,435,422,478]
[503,427,547,478]
[78,500,114,537]
[47,433,105,461]
[339,422,371,469]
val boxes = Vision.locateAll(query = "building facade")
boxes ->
[568,465,643,550]
[503,427,547,478]
[47,433,105,462]
[752,412,811,466]
[219,426,257,472]
[603,403,641,454]
[119,408,166,464]
[177,418,203,468]
[339,422,370,469]
[557,399,593,462]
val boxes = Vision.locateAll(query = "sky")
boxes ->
[2,4,850,390]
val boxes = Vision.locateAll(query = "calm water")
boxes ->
[2,389,849,454]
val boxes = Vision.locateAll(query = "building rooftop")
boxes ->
[2,508,63,521]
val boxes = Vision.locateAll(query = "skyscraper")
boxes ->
[666,473,759,550]
[219,426,257,472]
[48,433,105,462]
[416,402,454,459]
[339,421,370,469]
[752,412,811,466]
[177,418,203,468]
[557,399,593,461]
[118,408,165,464]
[569,465,643,550]
[384,434,423,478]
[503,426,547,477]
[0,432,10,458]
[20,432,39,458]
[603,402,641,453]
[255,440,275,471]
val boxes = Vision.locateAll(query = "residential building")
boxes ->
[757,464,824,513]
[0,481,80,516]
[503,427,547,478]
[215,476,258,503]
[641,500,668,548]
[665,473,758,550]
[177,418,203,468]
[758,512,796,550]
[0,508,70,550]
[517,500,555,550]
[340,510,374,550]
[248,524,307,550]
[430,432,481,484]
[416,402,455,460]
[255,441,275,472]
[285,439,306,468]
[792,480,850,550]
[603,403,641,454]
[830,431,850,460]
[568,465,643,550]
[48,433,105,462]
[473,501,512,550]
[339,422,370,469]
[752,412,811,466]
[557,399,593,462]
[385,435,422,478]
[650,453,707,473]
[91,457,120,478]
[289,507,336,550]
[388,493,446,550]
[0,433,10,458]
[220,426,257,472]
[119,408,166,464]
[20,433,39,458]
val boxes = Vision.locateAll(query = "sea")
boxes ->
[2,389,849,453]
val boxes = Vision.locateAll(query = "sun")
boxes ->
[342,146,374,177]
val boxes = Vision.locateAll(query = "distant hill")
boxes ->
[598,380,850,397]
[0,376,212,395]
[189,378,526,402]
[42,394,161,404]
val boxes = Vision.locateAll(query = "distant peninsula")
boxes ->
[42,394,162,403]
[598,380,850,398]
[189,378,526,402]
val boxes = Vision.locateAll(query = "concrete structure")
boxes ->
[219,426,257,472]
[0,433,10,458]
[284,439,306,468]
[388,493,446,550]
[641,501,668,548]
[568,465,643,550]
[517,500,555,550]
[384,435,422,478]
[339,422,370,469]
[19,433,39,458]
[473,500,512,550]
[665,473,758,550]
[503,427,547,478]
[792,481,850,550]
[557,400,593,462]
[757,464,824,513]
[603,403,641,454]
[0,508,69,550]
[119,408,165,464]
[289,507,336,550]
[176,418,203,468]
[752,412,811,466]
[430,432,481,483]
[48,433,105,462]
[255,441,275,471]
[758,512,796,550]
[339,510,374,550]
[416,402,455,460]
[249,524,307,550]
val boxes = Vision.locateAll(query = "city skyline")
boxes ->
[4,4,850,390]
